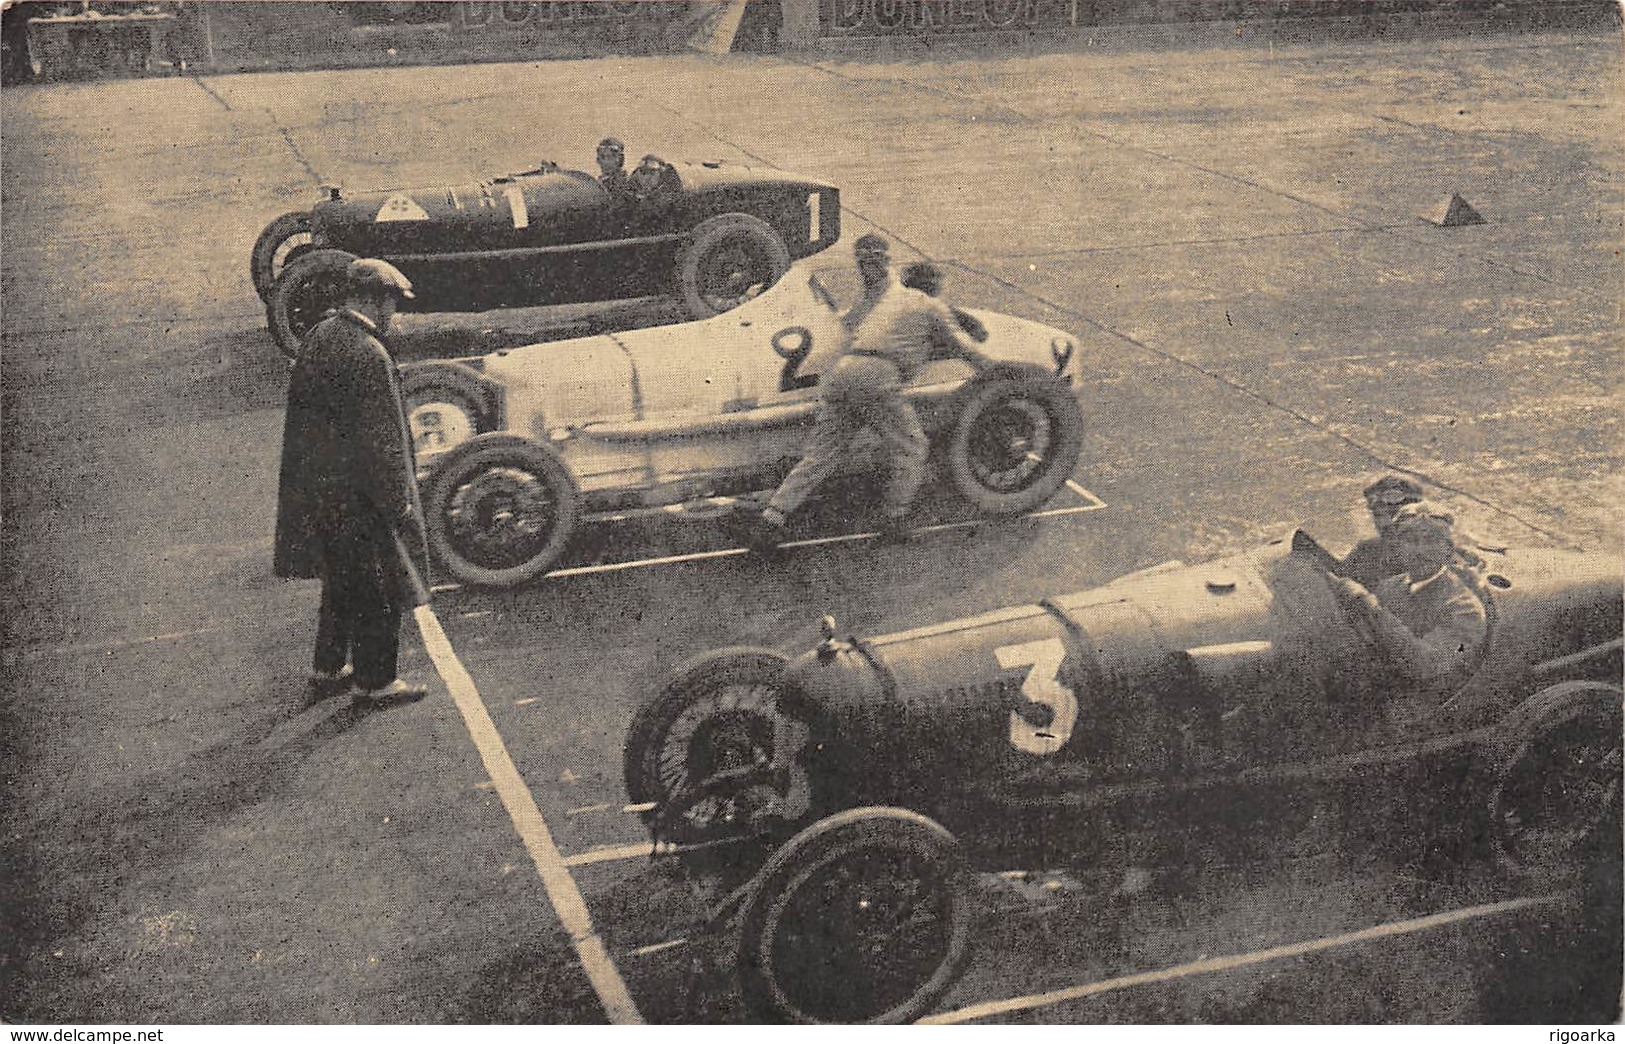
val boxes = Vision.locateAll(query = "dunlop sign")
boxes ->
[823,0,1071,35]
[458,2,681,27]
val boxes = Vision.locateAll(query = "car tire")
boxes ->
[400,362,496,470]
[266,248,357,360]
[422,433,579,589]
[676,213,792,319]
[736,807,974,1024]
[1486,680,1622,885]
[250,211,314,303]
[624,648,797,843]
[941,364,1085,517]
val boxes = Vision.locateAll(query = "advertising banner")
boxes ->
[820,0,1074,36]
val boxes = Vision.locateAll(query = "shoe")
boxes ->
[310,664,355,695]
[354,679,428,709]
[731,510,789,558]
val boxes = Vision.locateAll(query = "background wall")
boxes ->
[4,0,1619,83]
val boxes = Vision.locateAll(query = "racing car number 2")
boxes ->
[996,638,1078,755]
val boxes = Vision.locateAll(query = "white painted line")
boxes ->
[562,841,661,868]
[514,697,541,707]
[919,892,1566,1024]
[3,626,218,665]
[626,938,689,959]
[623,802,657,815]
[426,491,1109,593]
[565,803,616,816]
[412,603,643,1025]
[1065,477,1105,506]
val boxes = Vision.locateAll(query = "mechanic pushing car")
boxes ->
[1329,501,1488,693]
[740,236,995,551]
[274,258,431,709]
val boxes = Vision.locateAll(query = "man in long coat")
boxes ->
[274,258,431,706]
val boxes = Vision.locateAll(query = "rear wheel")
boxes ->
[399,362,496,471]
[737,807,974,1024]
[266,248,356,359]
[676,213,791,318]
[250,211,314,302]
[423,434,578,589]
[1488,682,1622,884]
[942,365,1085,516]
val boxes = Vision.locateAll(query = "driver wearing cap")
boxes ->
[1330,502,1487,689]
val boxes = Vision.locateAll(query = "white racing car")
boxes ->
[400,261,1088,588]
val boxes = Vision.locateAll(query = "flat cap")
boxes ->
[1362,474,1424,504]
[853,232,891,260]
[346,258,415,299]
[1391,501,1455,536]
[597,136,624,151]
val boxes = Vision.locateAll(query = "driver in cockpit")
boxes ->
[596,137,628,194]
[1329,502,1487,689]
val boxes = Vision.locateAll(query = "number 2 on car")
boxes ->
[996,638,1077,755]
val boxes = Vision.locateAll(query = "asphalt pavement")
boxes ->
[2,26,1620,1025]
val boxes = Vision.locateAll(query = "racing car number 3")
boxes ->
[996,638,1077,756]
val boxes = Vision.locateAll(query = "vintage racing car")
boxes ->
[254,152,839,356]
[622,529,1622,1023]
[399,260,1087,588]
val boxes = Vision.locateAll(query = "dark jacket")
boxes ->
[273,309,430,607]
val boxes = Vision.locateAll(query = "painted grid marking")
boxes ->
[919,892,1567,1024]
[429,481,1108,593]
[413,603,643,1025]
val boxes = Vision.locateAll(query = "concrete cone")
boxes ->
[1425,193,1486,227]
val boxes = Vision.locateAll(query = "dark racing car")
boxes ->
[253,151,839,357]
[623,529,1622,1023]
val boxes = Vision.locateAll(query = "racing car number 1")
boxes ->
[996,638,1077,756]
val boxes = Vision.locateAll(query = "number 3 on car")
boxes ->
[996,638,1076,755]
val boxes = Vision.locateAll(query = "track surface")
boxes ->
[3,27,1620,1024]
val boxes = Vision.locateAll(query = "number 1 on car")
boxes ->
[996,638,1077,756]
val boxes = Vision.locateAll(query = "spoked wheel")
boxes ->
[737,807,974,1024]
[250,211,315,302]
[943,365,1084,517]
[266,248,356,359]
[423,434,579,588]
[677,213,791,318]
[399,362,496,471]
[1488,682,1623,884]
[624,648,810,847]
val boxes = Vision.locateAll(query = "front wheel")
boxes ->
[942,365,1085,517]
[266,248,357,359]
[676,213,792,319]
[250,211,314,302]
[422,434,579,588]
[1487,681,1622,885]
[737,807,974,1024]
[624,648,809,847]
